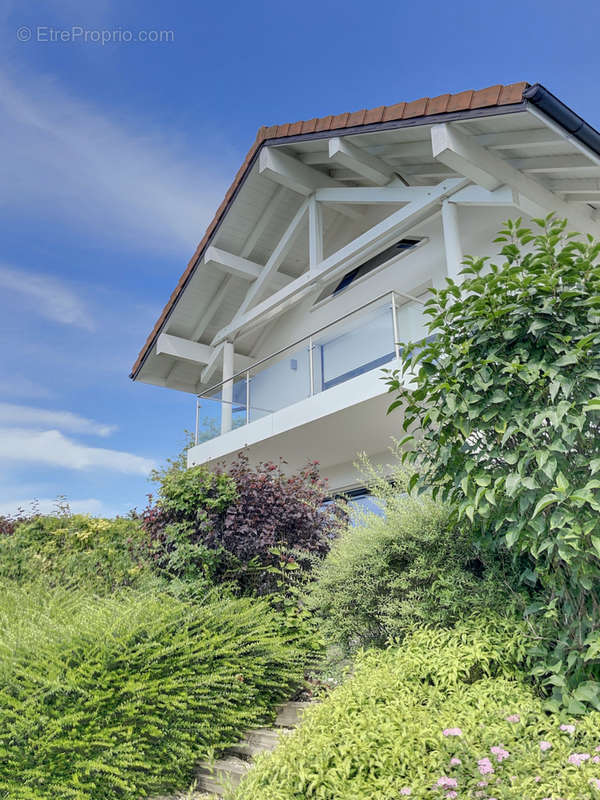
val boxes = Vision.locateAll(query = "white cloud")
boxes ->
[0,263,93,330]
[0,428,155,475]
[0,403,116,436]
[0,497,114,518]
[0,69,232,254]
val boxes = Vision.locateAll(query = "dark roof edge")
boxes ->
[524,83,600,157]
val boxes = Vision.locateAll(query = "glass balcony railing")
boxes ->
[193,290,428,446]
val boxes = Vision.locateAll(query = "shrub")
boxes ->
[0,513,153,593]
[143,453,341,593]
[307,458,522,655]
[0,582,313,799]
[234,617,600,800]
[386,216,600,711]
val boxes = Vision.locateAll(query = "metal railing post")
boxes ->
[245,370,250,424]
[308,335,314,396]
[391,291,401,360]
[194,398,200,445]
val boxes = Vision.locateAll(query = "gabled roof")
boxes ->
[130,81,534,379]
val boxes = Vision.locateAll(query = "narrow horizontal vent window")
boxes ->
[315,238,420,304]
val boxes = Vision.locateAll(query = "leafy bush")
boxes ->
[0,582,313,800]
[307,459,522,655]
[234,617,600,800]
[144,453,340,593]
[0,513,153,593]
[386,216,600,711]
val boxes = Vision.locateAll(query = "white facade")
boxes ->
[133,95,600,492]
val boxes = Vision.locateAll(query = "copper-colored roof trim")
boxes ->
[130,81,530,380]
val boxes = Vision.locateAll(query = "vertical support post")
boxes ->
[308,194,323,270]
[195,398,200,445]
[391,292,401,359]
[245,370,250,425]
[308,336,314,396]
[441,200,464,281]
[221,341,234,434]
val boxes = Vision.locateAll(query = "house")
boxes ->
[131,82,600,496]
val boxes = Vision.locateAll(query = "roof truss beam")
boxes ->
[203,246,262,280]
[327,136,395,185]
[157,334,213,365]
[211,177,469,346]
[233,198,309,322]
[431,123,600,233]
[259,147,340,195]
[315,186,430,204]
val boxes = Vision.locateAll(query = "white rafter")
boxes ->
[203,246,263,280]
[328,136,395,185]
[211,177,469,346]
[259,147,340,195]
[431,123,600,234]
[315,186,430,204]
[308,194,323,268]
[232,199,309,324]
[157,334,213,365]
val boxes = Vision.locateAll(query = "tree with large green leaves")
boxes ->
[385,215,600,713]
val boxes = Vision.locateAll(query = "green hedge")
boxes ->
[0,515,154,593]
[307,462,521,654]
[0,583,311,799]
[234,617,600,800]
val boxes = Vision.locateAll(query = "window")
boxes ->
[314,238,420,304]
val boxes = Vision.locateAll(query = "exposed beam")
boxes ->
[259,147,340,195]
[191,188,288,343]
[200,341,253,385]
[203,246,262,280]
[448,184,516,206]
[432,125,501,191]
[212,178,469,345]
[560,194,600,204]
[547,178,600,194]
[328,136,395,186]
[157,334,213,365]
[233,199,309,322]
[315,186,429,204]
[308,194,323,269]
[368,129,559,159]
[441,200,463,281]
[431,123,599,233]
[509,155,597,173]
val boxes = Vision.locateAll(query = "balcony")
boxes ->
[187,290,428,479]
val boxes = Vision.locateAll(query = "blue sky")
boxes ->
[1,0,599,517]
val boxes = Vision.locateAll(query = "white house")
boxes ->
[131,82,600,495]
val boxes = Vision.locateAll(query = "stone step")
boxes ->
[274,701,312,728]
[195,756,250,795]
[227,727,282,758]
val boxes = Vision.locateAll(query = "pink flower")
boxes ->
[478,757,495,775]
[435,776,458,789]
[540,741,552,751]
[534,775,541,782]
[449,757,462,766]
[560,724,576,734]
[445,793,457,799]
[400,789,412,796]
[594,756,600,764]
[590,778,600,790]
[477,781,488,787]
[443,728,463,737]
[568,753,590,766]
[506,714,520,723]
[490,745,509,762]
